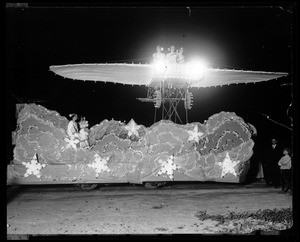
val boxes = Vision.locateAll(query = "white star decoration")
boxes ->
[22,154,46,179]
[125,119,141,137]
[219,152,239,178]
[187,125,204,143]
[64,137,79,149]
[88,154,110,177]
[157,155,178,180]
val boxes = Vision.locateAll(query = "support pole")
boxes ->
[154,106,157,123]
[186,108,188,123]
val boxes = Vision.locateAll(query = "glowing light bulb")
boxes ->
[153,60,166,74]
[185,59,207,79]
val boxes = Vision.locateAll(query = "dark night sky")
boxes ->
[5,3,295,161]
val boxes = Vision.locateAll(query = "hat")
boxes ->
[69,113,77,118]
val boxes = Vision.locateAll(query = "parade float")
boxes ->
[7,46,288,187]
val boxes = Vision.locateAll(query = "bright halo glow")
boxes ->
[185,59,207,79]
[153,60,166,74]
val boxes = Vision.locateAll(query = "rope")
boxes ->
[260,113,292,131]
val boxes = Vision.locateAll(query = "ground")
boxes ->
[7,181,293,238]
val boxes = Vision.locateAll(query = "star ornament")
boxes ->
[187,125,204,143]
[88,154,110,177]
[125,119,141,137]
[64,137,79,150]
[157,155,178,180]
[220,152,239,178]
[22,155,46,178]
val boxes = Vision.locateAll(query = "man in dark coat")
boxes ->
[264,138,282,187]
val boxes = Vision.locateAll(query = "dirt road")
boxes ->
[7,182,293,236]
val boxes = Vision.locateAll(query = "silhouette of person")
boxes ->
[278,147,292,193]
[153,45,165,62]
[166,45,177,64]
[67,114,79,139]
[176,47,185,64]
[265,138,282,187]
[78,117,89,148]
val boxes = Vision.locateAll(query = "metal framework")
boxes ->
[137,80,193,124]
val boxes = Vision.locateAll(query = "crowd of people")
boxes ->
[153,45,185,64]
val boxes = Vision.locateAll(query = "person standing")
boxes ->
[67,113,79,139]
[176,47,185,64]
[153,45,165,62]
[78,116,90,148]
[264,138,282,187]
[278,147,292,193]
[166,45,177,64]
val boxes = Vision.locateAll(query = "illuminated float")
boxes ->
[7,46,288,187]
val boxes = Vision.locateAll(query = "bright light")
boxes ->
[153,60,167,74]
[185,59,207,79]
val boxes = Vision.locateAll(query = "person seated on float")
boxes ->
[67,113,79,139]
[176,47,185,64]
[78,117,90,148]
[166,45,177,64]
[153,45,165,62]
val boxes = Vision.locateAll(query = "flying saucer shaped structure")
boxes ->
[50,63,288,124]
[49,63,288,88]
